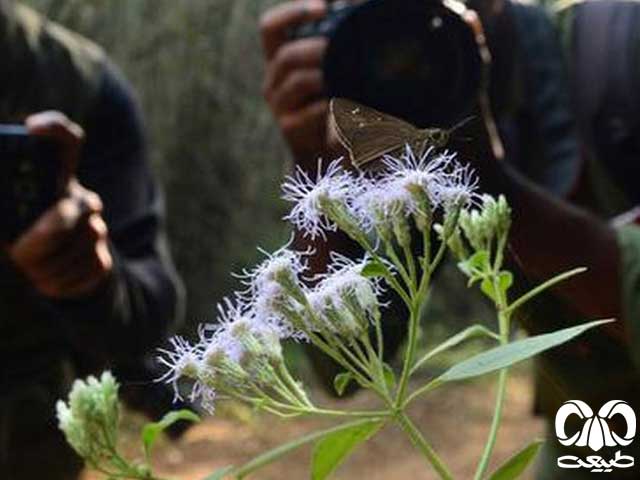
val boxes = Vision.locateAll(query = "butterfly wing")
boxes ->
[330,98,423,167]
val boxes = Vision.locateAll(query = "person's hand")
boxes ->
[260,0,332,167]
[6,112,113,299]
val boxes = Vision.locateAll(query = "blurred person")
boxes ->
[260,0,640,478]
[259,0,577,384]
[0,2,184,479]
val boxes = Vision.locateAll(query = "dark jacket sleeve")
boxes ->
[54,62,185,362]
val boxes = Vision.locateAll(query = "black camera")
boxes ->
[0,125,62,243]
[292,0,486,128]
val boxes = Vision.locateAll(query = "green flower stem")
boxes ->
[395,240,448,406]
[474,256,511,480]
[332,341,391,398]
[317,330,387,398]
[257,397,392,419]
[385,243,415,294]
[396,411,454,480]
[230,419,386,479]
[267,365,305,406]
[92,467,167,480]
[421,225,431,269]
[395,236,449,407]
[247,387,297,412]
[504,267,587,316]
[299,407,391,419]
[360,332,394,401]
[410,325,500,376]
[396,304,420,405]
[358,239,413,309]
[278,363,313,408]
[473,368,508,480]
[318,337,380,394]
[373,310,385,365]
[492,231,508,272]
[403,243,418,290]
[383,271,414,310]
[246,392,391,420]
[300,304,381,394]
[333,338,371,376]
[402,378,443,408]
[426,236,450,280]
[351,338,373,371]
[261,406,303,419]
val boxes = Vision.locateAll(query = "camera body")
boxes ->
[292,0,485,128]
[0,125,62,243]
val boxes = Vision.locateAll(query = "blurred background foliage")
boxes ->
[22,0,493,358]
[25,0,290,329]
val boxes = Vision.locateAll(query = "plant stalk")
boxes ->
[473,367,508,480]
[396,412,454,480]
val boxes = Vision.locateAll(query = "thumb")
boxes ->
[25,111,85,184]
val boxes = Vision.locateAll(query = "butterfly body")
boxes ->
[330,98,458,168]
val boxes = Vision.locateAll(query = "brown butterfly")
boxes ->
[330,97,471,168]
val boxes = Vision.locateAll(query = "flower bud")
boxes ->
[56,372,120,464]
[393,215,412,249]
[406,182,432,233]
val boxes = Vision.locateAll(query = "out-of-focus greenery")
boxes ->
[24,0,290,327]
[23,0,493,347]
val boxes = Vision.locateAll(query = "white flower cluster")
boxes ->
[159,146,480,414]
[459,194,512,253]
[56,372,120,463]
[158,247,382,413]
[282,147,479,241]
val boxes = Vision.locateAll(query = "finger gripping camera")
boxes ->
[293,0,487,128]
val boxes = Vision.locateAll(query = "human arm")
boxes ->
[3,65,183,363]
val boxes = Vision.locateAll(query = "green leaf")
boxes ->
[439,319,614,383]
[481,277,496,301]
[480,272,512,302]
[411,325,499,374]
[311,420,384,480]
[334,372,355,396]
[361,261,387,278]
[505,267,587,315]
[489,440,544,480]
[228,420,383,479]
[499,271,513,293]
[203,466,233,480]
[458,250,490,277]
[142,409,200,459]
[382,363,396,391]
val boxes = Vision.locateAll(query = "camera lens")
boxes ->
[323,0,482,128]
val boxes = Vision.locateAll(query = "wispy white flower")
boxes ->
[355,147,463,233]
[156,336,201,401]
[377,146,479,213]
[355,177,414,231]
[234,245,311,340]
[238,245,308,300]
[282,159,361,239]
[308,254,383,337]
[431,160,479,211]
[381,146,452,197]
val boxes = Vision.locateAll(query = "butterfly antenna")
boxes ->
[450,115,476,133]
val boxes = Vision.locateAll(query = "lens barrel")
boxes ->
[316,0,483,128]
